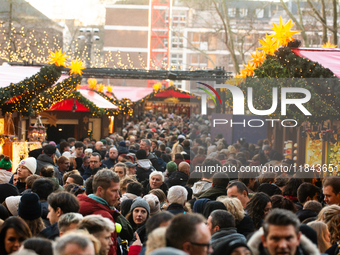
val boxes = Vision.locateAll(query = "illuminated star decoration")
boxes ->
[69,59,85,75]
[88,78,97,90]
[250,50,267,67]
[241,62,256,77]
[107,86,113,93]
[258,34,278,55]
[322,42,337,48]
[269,16,301,47]
[48,49,68,67]
[98,83,104,93]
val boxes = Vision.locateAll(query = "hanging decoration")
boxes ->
[28,115,46,142]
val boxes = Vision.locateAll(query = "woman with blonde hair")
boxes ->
[145,227,167,254]
[171,144,183,161]
[217,196,254,237]
[317,205,340,245]
[307,221,331,253]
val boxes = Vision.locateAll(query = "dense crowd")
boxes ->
[0,113,339,255]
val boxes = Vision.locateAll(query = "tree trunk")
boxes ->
[321,0,327,44]
[333,0,338,45]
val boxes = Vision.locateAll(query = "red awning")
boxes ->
[292,48,340,78]
[153,89,195,98]
[48,99,90,112]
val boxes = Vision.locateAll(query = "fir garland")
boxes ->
[0,65,62,114]
[29,74,82,115]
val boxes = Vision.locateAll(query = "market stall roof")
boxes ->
[0,65,68,88]
[78,85,153,102]
[292,48,340,78]
[47,89,117,112]
[138,85,200,103]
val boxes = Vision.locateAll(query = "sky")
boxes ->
[26,0,108,25]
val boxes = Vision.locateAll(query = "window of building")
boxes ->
[190,53,207,68]
[228,8,236,17]
[256,8,264,18]
[171,53,183,70]
[172,32,184,48]
[239,8,248,18]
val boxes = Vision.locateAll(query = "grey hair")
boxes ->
[167,186,188,205]
[53,231,94,255]
[142,139,151,147]
[78,215,115,234]
[58,213,83,230]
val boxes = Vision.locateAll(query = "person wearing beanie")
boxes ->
[18,193,45,236]
[0,183,19,203]
[126,197,150,231]
[0,156,12,172]
[212,234,251,255]
[166,161,177,177]
[4,195,21,216]
[16,157,37,193]
[135,149,155,183]
[144,194,160,216]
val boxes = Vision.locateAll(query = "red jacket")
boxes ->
[78,194,120,255]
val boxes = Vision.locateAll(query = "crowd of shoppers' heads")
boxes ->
[0,113,339,255]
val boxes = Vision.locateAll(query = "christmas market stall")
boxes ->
[227,16,340,173]
[136,86,201,116]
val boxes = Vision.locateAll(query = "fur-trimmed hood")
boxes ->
[247,228,320,255]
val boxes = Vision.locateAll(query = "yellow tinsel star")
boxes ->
[69,59,85,75]
[107,86,113,93]
[48,49,68,67]
[241,62,256,77]
[88,78,97,90]
[269,16,301,47]
[321,42,337,48]
[258,34,278,55]
[234,73,246,79]
[250,50,266,67]
[98,83,104,92]
[226,77,246,86]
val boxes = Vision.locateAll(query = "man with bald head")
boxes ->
[102,147,118,169]
[166,162,190,187]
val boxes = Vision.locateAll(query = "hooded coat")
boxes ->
[211,227,247,251]
[78,194,119,255]
[247,228,320,255]
[136,159,154,182]
[192,180,212,198]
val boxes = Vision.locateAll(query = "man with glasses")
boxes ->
[166,213,213,255]
[82,152,107,180]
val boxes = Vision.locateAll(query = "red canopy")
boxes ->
[48,99,90,112]
[292,48,340,78]
[154,89,195,98]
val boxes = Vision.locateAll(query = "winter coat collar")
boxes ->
[248,228,320,255]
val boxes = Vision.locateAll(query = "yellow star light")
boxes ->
[69,59,85,75]
[250,50,266,67]
[48,49,68,67]
[226,77,246,86]
[98,83,104,92]
[88,78,97,90]
[321,42,337,48]
[107,86,113,93]
[258,35,278,55]
[241,62,256,77]
[269,16,301,47]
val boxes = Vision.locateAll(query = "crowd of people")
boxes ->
[0,113,339,255]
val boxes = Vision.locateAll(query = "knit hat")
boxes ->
[130,197,150,215]
[143,194,160,216]
[0,183,19,204]
[263,145,271,151]
[166,161,177,173]
[43,144,56,156]
[5,195,21,216]
[192,198,211,214]
[202,201,227,219]
[18,193,42,220]
[0,156,12,170]
[211,234,249,255]
[19,157,37,174]
[258,183,282,197]
[136,149,147,160]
